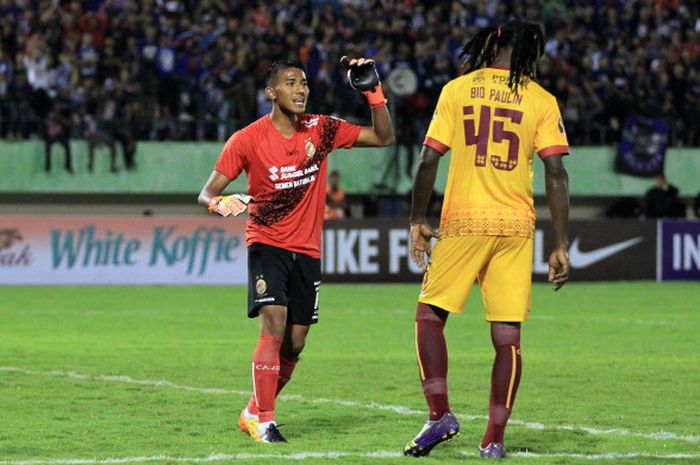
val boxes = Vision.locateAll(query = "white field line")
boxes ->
[1,366,698,445]
[3,451,700,465]
[508,451,700,460]
[531,315,684,326]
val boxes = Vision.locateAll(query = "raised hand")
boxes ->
[340,56,380,92]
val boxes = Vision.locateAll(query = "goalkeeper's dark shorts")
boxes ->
[247,242,321,325]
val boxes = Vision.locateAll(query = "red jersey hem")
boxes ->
[246,236,321,259]
[423,136,450,155]
[213,168,234,180]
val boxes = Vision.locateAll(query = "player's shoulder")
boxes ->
[242,115,271,135]
[523,79,557,104]
[226,116,269,144]
[436,71,478,99]
[441,74,467,93]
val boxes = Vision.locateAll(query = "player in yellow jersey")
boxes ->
[403,21,570,459]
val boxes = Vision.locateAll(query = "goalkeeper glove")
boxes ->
[340,56,387,108]
[208,194,254,217]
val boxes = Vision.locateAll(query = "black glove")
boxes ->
[340,56,380,92]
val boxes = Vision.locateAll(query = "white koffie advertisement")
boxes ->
[0,215,247,284]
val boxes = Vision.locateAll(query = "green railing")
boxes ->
[1,140,698,197]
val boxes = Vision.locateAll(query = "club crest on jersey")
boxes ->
[305,138,316,158]
[256,277,267,296]
[302,117,319,128]
[472,71,485,84]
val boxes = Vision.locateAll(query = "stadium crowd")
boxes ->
[0,0,699,147]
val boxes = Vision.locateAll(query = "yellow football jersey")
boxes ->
[424,67,569,238]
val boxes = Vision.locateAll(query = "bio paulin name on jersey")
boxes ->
[271,163,320,190]
[470,85,524,105]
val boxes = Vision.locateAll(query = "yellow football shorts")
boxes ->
[418,235,533,322]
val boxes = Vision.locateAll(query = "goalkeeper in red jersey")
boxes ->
[198,57,394,443]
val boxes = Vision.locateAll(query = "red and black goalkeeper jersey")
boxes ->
[214,114,362,258]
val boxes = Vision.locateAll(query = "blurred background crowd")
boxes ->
[0,0,699,147]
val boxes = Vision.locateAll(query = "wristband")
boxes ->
[363,84,388,108]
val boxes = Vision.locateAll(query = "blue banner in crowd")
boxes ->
[616,115,669,177]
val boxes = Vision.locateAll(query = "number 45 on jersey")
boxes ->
[463,105,524,171]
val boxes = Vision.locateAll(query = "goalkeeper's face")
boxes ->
[269,67,309,114]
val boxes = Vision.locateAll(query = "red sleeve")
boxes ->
[538,145,570,158]
[330,116,362,150]
[213,131,247,180]
[423,136,450,155]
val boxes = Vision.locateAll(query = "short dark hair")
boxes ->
[459,20,545,94]
[265,60,306,86]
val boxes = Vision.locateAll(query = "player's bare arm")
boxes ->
[198,171,230,206]
[341,57,395,147]
[543,154,570,291]
[198,170,252,217]
[409,145,441,270]
[354,106,394,146]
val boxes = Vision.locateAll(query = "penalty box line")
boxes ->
[1,365,698,445]
[2,451,700,465]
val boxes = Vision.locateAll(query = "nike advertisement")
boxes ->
[321,219,658,283]
[533,220,656,281]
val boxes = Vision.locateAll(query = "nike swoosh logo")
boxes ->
[569,236,644,268]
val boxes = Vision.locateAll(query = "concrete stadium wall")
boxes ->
[1,140,699,197]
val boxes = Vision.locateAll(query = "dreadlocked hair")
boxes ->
[459,20,545,94]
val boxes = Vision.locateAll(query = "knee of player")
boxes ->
[415,302,449,324]
[259,306,288,336]
[288,337,306,357]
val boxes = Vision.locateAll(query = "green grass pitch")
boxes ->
[1,282,699,465]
